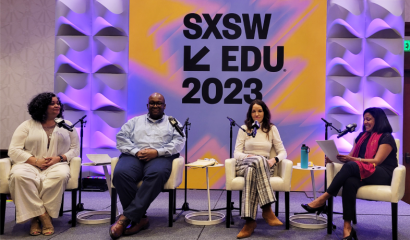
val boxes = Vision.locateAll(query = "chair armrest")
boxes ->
[276,159,293,191]
[111,157,119,188]
[326,163,343,188]
[0,158,12,193]
[225,158,236,190]
[391,164,406,203]
[164,157,184,189]
[67,157,81,189]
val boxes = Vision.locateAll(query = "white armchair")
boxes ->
[326,140,405,240]
[225,147,293,229]
[110,156,184,227]
[0,157,81,235]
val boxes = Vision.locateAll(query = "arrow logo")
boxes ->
[184,46,210,71]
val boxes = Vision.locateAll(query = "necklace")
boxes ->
[43,124,56,139]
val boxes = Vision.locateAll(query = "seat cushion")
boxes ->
[229,176,287,191]
[356,185,392,202]
[111,157,185,190]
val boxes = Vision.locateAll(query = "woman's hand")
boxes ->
[35,158,48,170]
[325,156,333,164]
[336,154,355,163]
[246,154,255,158]
[267,158,276,168]
[42,156,61,169]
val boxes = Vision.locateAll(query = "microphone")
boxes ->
[54,118,73,132]
[251,120,260,138]
[168,116,185,137]
[337,123,357,138]
[227,117,235,124]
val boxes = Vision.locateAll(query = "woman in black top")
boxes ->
[301,107,398,240]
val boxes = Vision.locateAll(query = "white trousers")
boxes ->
[8,162,70,223]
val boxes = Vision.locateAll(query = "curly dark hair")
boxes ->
[27,92,64,122]
[245,99,272,138]
[362,107,393,134]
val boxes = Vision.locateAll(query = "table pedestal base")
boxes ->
[77,211,111,224]
[289,214,327,229]
[185,211,225,225]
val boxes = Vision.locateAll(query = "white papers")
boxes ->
[83,154,112,166]
[316,140,343,164]
[186,158,217,167]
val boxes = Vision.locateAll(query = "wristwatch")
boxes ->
[274,157,279,163]
[58,155,64,162]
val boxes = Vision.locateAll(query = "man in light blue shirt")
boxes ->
[110,93,185,239]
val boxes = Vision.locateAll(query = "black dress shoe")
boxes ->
[342,227,358,240]
[301,203,326,214]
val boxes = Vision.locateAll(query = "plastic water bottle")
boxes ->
[301,144,310,169]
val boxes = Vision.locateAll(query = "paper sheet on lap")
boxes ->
[316,140,343,164]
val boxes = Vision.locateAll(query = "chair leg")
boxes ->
[111,188,117,224]
[327,196,334,234]
[392,202,398,240]
[275,191,279,217]
[1,194,6,235]
[71,189,77,227]
[226,190,231,228]
[168,189,174,227]
[285,192,289,230]
[353,204,357,224]
[59,192,64,217]
[239,190,242,215]
[173,189,176,214]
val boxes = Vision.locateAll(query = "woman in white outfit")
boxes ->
[234,99,287,239]
[8,92,79,236]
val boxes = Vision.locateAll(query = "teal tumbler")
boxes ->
[301,144,310,169]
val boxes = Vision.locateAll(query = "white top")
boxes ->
[234,125,287,161]
[8,119,80,164]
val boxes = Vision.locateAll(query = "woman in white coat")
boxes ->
[8,92,79,236]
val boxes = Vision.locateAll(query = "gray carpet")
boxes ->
[2,190,410,239]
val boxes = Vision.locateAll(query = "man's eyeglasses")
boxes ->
[149,102,164,107]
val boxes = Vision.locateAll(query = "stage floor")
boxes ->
[2,190,410,239]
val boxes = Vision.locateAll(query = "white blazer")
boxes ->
[8,119,80,164]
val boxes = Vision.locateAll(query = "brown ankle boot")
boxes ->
[237,219,256,239]
[262,204,283,226]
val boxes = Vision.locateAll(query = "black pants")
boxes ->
[112,153,178,223]
[327,161,392,221]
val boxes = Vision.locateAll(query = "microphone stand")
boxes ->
[293,118,343,219]
[69,115,93,213]
[321,118,341,192]
[212,117,249,225]
[321,118,343,230]
[173,118,200,221]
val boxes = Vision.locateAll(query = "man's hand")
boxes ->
[137,149,158,161]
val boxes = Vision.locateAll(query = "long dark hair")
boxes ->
[362,107,392,134]
[245,99,272,137]
[28,92,64,123]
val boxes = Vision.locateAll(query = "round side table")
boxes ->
[290,165,327,229]
[76,162,118,224]
[185,164,226,225]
